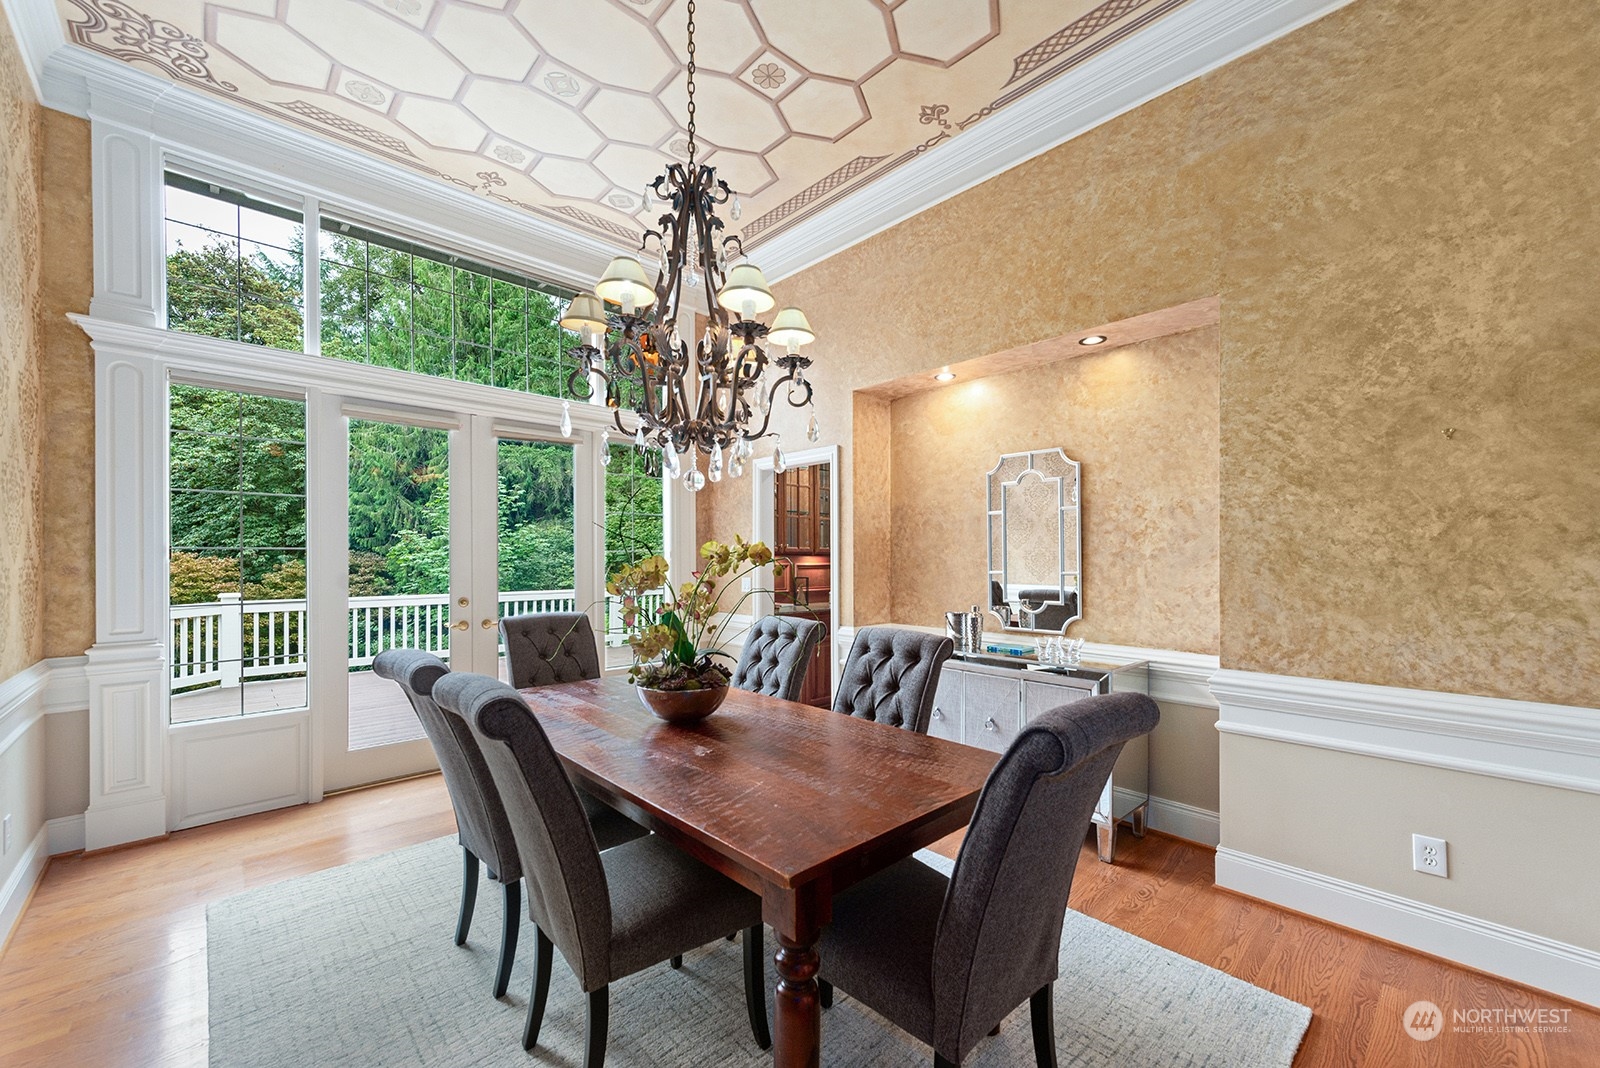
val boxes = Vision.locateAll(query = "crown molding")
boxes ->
[8,0,1353,285]
[753,0,1357,281]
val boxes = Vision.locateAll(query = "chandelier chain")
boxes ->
[684,0,697,167]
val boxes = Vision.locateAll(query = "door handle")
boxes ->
[451,620,469,631]
[481,619,495,629]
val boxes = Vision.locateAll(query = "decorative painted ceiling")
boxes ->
[56,0,1190,251]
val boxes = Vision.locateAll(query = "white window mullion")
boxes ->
[303,196,321,356]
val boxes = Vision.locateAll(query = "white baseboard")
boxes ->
[46,814,85,855]
[0,826,50,953]
[1145,795,1221,846]
[1216,847,1600,1008]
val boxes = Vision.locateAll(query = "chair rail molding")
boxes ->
[1211,669,1600,795]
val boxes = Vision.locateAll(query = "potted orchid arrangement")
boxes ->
[608,536,783,722]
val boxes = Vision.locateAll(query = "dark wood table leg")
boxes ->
[766,882,828,1068]
[773,931,821,1068]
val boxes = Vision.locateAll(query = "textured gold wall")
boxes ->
[39,109,95,659]
[701,0,1599,707]
[0,7,45,678]
[889,328,1219,653]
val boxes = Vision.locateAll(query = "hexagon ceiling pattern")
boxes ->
[57,0,1190,252]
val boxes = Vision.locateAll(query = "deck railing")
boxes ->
[169,588,663,690]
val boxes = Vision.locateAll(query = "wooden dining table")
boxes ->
[517,674,999,1068]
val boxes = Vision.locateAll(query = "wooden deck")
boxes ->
[169,669,451,750]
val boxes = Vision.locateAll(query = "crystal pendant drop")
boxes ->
[807,411,820,443]
[600,429,611,465]
[735,437,752,460]
[708,441,724,482]
[731,196,742,222]
[634,425,646,447]
[683,456,706,493]
[773,435,786,474]
[686,266,701,289]
[664,448,682,479]
[559,400,572,438]
[728,451,745,478]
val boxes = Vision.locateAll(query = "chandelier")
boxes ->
[558,0,818,492]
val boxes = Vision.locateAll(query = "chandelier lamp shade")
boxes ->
[562,0,818,492]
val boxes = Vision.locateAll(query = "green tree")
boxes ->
[166,238,303,350]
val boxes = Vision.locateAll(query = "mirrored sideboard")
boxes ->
[931,653,1151,863]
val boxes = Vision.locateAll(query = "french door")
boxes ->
[315,402,584,791]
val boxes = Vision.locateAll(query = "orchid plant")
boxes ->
[608,536,784,691]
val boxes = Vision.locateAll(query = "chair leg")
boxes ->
[522,925,554,1051]
[669,954,683,969]
[742,924,772,1050]
[819,977,833,1010]
[1030,983,1057,1068]
[493,880,520,999]
[455,847,479,946]
[934,1054,959,1068]
[584,986,610,1068]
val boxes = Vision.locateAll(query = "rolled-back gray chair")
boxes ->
[730,615,826,703]
[816,692,1161,1068]
[832,626,954,733]
[501,611,601,687]
[432,672,772,1065]
[373,649,644,1000]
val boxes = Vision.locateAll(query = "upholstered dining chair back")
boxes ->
[729,615,826,702]
[832,626,954,732]
[434,672,613,992]
[501,612,601,688]
[373,649,520,885]
[932,691,1161,1059]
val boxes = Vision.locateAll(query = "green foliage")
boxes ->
[245,558,307,600]
[348,551,394,597]
[318,233,574,396]
[168,552,240,604]
[166,238,303,350]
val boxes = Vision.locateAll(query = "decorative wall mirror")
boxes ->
[986,449,1081,633]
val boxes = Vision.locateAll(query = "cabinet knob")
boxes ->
[932,708,943,721]
[984,717,998,732]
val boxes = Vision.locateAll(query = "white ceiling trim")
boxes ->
[753,0,1357,280]
[5,0,1353,287]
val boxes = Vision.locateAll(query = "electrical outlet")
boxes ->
[2,814,10,856]
[1412,834,1448,878]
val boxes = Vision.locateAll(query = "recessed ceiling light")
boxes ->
[1079,335,1108,346]
[934,370,956,382]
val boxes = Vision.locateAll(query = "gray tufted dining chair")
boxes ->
[815,691,1161,1067]
[729,615,826,703]
[832,626,954,733]
[373,649,646,1000]
[433,672,772,1066]
[500,611,602,687]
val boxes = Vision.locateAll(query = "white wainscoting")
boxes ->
[0,656,91,949]
[1214,668,1600,1006]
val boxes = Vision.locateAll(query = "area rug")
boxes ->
[208,837,1310,1067]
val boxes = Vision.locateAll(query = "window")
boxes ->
[164,175,303,351]
[603,443,665,647]
[168,383,308,722]
[318,219,581,397]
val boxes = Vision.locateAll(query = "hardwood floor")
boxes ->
[1,776,1594,1067]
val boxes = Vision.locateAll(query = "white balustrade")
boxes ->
[167,588,659,687]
